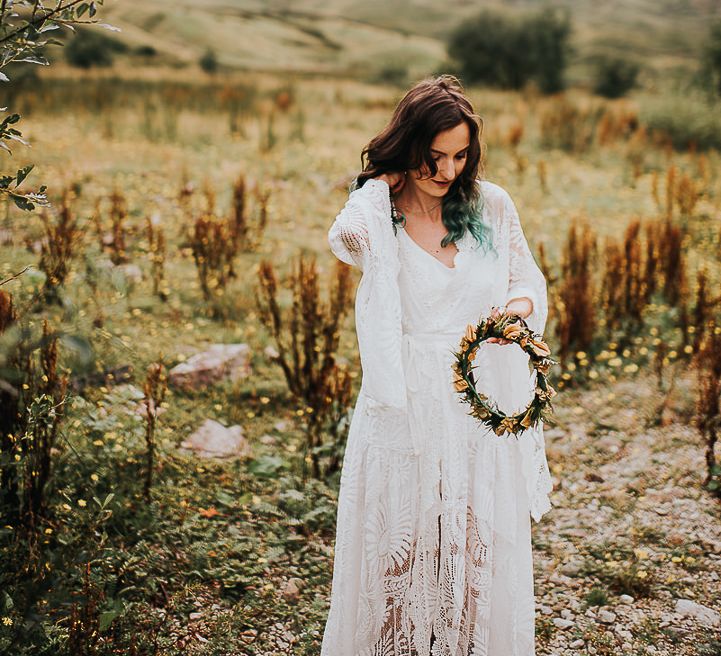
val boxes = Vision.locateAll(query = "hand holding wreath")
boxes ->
[452,308,558,437]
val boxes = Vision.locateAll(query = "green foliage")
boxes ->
[593,56,640,98]
[0,0,115,212]
[584,586,609,607]
[200,47,218,74]
[639,92,721,150]
[64,27,127,69]
[368,62,410,87]
[527,9,572,94]
[701,20,721,97]
[447,8,572,93]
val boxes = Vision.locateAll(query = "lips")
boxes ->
[434,180,452,186]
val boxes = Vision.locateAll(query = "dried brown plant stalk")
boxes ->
[145,216,169,301]
[690,267,721,355]
[554,219,597,367]
[600,219,648,339]
[93,188,131,265]
[675,172,700,218]
[0,298,69,563]
[143,360,167,502]
[256,254,353,479]
[228,173,271,257]
[658,218,686,308]
[694,321,721,493]
[189,212,237,305]
[38,189,83,303]
[665,165,676,219]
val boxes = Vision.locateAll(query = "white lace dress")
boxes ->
[322,178,553,656]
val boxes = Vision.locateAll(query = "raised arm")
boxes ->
[328,177,391,271]
[504,192,548,337]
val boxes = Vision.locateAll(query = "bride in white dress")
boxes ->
[321,75,554,656]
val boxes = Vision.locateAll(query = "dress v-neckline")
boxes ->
[400,227,460,271]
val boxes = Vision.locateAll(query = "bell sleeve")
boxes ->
[503,192,549,337]
[328,178,391,271]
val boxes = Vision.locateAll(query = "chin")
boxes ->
[421,180,453,196]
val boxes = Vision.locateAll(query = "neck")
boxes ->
[395,182,443,220]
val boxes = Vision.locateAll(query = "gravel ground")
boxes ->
[533,372,721,656]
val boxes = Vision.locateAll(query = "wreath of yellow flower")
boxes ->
[452,311,559,437]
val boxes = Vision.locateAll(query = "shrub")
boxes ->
[199,48,218,74]
[639,92,721,151]
[447,8,571,93]
[448,10,533,90]
[593,55,640,98]
[701,20,721,96]
[64,28,127,69]
[526,9,572,94]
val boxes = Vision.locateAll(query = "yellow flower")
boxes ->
[529,337,551,357]
[502,322,523,340]
[498,416,518,434]
[453,371,469,392]
[465,324,476,343]
[520,409,534,428]
[473,405,491,420]
[77,499,87,507]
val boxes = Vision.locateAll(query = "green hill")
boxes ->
[94,0,720,82]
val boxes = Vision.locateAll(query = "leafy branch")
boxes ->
[0,0,117,211]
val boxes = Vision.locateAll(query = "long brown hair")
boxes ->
[351,74,493,253]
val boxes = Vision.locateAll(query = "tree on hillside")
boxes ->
[701,20,721,97]
[447,8,572,94]
[65,26,128,69]
[0,1,116,211]
[593,55,640,98]
[526,9,572,94]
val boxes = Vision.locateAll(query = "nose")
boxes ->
[439,158,455,180]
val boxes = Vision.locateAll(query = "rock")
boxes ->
[598,609,616,623]
[281,577,304,601]
[560,609,574,620]
[618,594,634,604]
[553,617,574,629]
[274,420,288,432]
[180,419,249,459]
[189,612,203,620]
[259,434,277,445]
[675,599,721,627]
[539,605,553,615]
[570,639,585,648]
[169,344,251,391]
[560,557,584,577]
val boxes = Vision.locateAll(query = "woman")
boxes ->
[322,74,553,656]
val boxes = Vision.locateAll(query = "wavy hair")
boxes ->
[350,74,495,256]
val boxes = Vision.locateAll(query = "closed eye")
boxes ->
[433,151,468,162]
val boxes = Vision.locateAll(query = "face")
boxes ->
[408,121,471,197]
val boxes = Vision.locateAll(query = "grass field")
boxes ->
[1,11,721,654]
